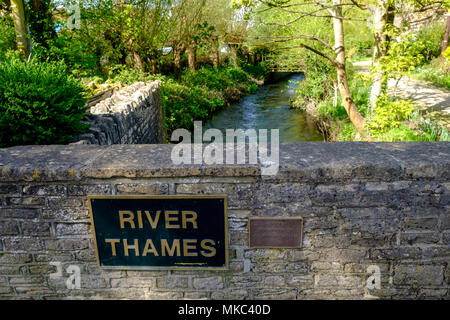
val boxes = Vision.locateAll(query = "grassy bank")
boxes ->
[411,58,450,90]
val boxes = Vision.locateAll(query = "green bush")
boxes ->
[241,62,269,80]
[365,96,414,135]
[293,60,335,109]
[0,11,17,61]
[0,59,88,147]
[415,21,446,62]
[108,65,165,84]
[181,66,257,94]
[160,79,226,133]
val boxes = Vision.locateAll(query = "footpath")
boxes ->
[353,59,450,130]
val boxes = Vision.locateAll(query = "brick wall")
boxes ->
[0,142,449,299]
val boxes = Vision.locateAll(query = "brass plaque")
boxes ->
[249,218,303,248]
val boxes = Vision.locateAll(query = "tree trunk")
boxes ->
[173,45,183,80]
[127,38,144,71]
[132,51,144,70]
[229,44,239,67]
[332,0,368,139]
[10,0,29,58]
[442,14,450,53]
[212,37,220,68]
[369,1,395,113]
[187,45,196,72]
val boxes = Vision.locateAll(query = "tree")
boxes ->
[71,0,172,73]
[443,10,450,53]
[362,0,448,112]
[166,0,207,77]
[25,0,57,50]
[368,0,395,112]
[10,0,29,57]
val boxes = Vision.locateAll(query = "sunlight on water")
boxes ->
[203,73,324,142]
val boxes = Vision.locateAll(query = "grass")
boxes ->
[411,59,450,90]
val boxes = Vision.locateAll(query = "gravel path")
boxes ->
[353,59,450,129]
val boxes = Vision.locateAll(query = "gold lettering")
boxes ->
[200,239,216,257]
[119,211,135,229]
[145,210,161,229]
[137,210,143,229]
[123,239,139,257]
[161,239,181,256]
[142,239,159,256]
[183,239,198,257]
[105,239,120,256]
[182,211,198,229]
[165,211,180,229]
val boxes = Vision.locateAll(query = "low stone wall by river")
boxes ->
[70,81,165,145]
[0,142,449,299]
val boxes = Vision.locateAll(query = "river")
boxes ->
[203,73,324,142]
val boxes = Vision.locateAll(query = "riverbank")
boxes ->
[82,64,269,140]
[294,59,449,142]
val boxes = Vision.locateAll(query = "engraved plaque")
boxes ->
[249,218,303,248]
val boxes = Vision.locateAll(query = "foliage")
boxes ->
[33,30,101,78]
[24,0,57,50]
[0,59,88,147]
[241,62,269,80]
[378,30,427,81]
[444,47,450,60]
[293,54,336,109]
[415,20,446,61]
[415,118,450,141]
[181,65,258,93]
[412,58,450,90]
[108,65,164,84]
[365,96,415,135]
[0,6,16,61]
[373,124,424,141]
[160,79,226,133]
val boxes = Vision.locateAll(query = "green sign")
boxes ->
[88,195,228,270]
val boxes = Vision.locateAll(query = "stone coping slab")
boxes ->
[0,142,449,182]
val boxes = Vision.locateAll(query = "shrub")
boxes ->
[293,61,335,109]
[181,66,257,94]
[160,79,225,133]
[108,65,165,84]
[0,12,17,61]
[365,96,414,135]
[415,21,446,62]
[0,59,88,147]
[241,62,269,80]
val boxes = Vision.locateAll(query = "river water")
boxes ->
[203,73,324,142]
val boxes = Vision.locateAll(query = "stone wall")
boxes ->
[0,142,449,300]
[70,81,165,145]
